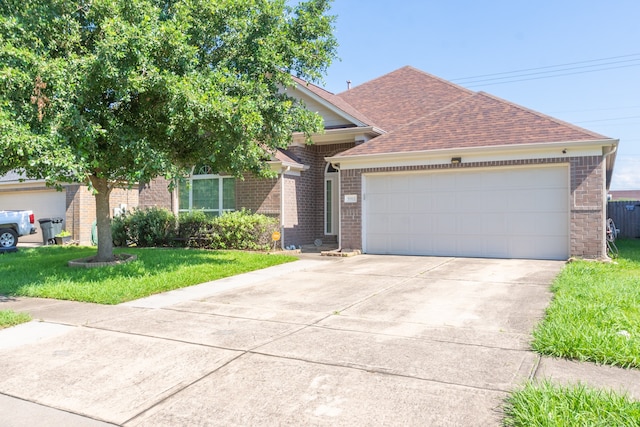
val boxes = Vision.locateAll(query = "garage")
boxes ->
[363,165,569,260]
[0,188,67,243]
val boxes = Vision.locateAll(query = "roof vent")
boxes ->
[347,80,351,90]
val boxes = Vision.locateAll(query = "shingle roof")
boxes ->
[336,91,610,157]
[290,76,378,128]
[273,148,303,166]
[336,66,475,130]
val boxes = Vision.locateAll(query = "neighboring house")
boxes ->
[0,171,138,244]
[142,66,617,260]
[609,190,640,201]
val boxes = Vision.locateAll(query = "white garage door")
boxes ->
[363,166,569,260]
[0,189,66,243]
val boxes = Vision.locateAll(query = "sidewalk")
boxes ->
[534,356,640,400]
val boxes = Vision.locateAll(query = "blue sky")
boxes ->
[317,1,639,190]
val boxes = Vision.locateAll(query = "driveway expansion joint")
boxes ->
[121,351,248,426]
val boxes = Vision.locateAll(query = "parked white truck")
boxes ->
[0,210,37,247]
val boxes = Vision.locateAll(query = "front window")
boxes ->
[178,167,236,216]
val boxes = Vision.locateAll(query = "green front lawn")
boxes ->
[532,239,640,368]
[504,381,640,427]
[0,310,31,329]
[0,246,296,304]
[504,239,640,426]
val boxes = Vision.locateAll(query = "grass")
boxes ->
[532,239,640,368]
[503,381,640,427]
[0,246,296,304]
[0,310,31,329]
[505,240,640,426]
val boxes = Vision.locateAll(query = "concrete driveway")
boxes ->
[0,255,564,426]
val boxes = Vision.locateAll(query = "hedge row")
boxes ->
[111,208,278,251]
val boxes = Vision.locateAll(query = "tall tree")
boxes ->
[0,0,337,261]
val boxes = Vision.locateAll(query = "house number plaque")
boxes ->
[344,195,357,203]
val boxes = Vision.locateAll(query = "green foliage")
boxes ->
[112,207,176,247]
[0,0,337,260]
[0,245,296,304]
[177,209,278,250]
[0,0,337,182]
[210,209,278,251]
[115,208,277,250]
[0,310,31,329]
[111,213,129,247]
[532,239,640,368]
[503,381,640,427]
[176,210,210,246]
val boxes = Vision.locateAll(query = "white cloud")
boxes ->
[611,156,640,190]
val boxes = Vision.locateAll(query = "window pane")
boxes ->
[178,180,189,210]
[223,178,236,210]
[192,179,219,210]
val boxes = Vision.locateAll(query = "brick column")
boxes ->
[570,156,606,259]
[340,169,363,251]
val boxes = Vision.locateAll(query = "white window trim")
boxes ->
[179,173,235,216]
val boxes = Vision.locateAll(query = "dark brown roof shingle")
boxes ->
[337,91,610,157]
[337,66,475,130]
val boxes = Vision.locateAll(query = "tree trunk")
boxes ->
[90,175,114,262]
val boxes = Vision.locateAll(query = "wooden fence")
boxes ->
[607,201,640,238]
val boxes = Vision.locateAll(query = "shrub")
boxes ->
[210,209,278,251]
[177,211,214,248]
[176,209,278,250]
[111,214,129,247]
[112,207,177,247]
[114,208,277,250]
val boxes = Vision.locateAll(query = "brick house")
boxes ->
[2,66,617,259]
[142,66,618,260]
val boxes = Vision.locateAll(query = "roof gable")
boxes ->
[337,91,610,157]
[286,76,378,129]
[337,66,474,131]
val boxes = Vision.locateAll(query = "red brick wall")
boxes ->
[236,174,281,216]
[339,168,363,251]
[65,184,139,245]
[138,178,172,210]
[570,156,606,258]
[65,184,80,242]
[284,143,354,247]
[340,156,607,259]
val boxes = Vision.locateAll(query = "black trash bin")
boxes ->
[38,217,64,245]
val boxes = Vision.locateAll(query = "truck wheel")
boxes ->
[0,228,18,248]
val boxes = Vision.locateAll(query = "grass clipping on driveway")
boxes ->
[0,246,296,305]
[532,239,640,369]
